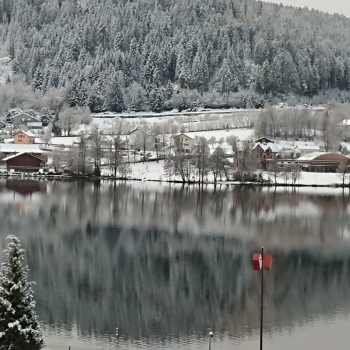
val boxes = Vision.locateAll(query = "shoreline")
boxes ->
[0,173,348,189]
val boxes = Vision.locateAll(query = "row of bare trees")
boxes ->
[255,103,350,153]
[50,126,131,177]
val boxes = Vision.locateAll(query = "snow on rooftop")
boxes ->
[16,130,36,137]
[2,152,27,161]
[0,143,44,153]
[254,141,281,153]
[35,137,79,146]
[296,152,327,161]
[339,119,350,126]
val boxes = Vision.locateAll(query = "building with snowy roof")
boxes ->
[3,152,46,172]
[277,140,321,158]
[252,137,282,170]
[174,133,195,153]
[13,113,42,129]
[295,152,350,172]
[14,130,36,144]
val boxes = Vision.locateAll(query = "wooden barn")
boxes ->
[3,152,46,172]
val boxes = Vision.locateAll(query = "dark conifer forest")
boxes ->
[2,0,350,112]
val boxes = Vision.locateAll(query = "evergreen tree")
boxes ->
[191,45,209,93]
[0,235,44,350]
[105,74,125,113]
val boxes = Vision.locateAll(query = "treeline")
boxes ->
[2,0,350,113]
[255,102,350,151]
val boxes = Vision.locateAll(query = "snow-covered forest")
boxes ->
[2,0,350,113]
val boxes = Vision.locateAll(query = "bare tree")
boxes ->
[209,146,226,182]
[119,163,132,179]
[208,136,217,149]
[57,105,81,136]
[51,148,63,172]
[337,158,350,187]
[89,126,104,175]
[40,124,52,146]
[77,132,89,175]
[151,124,161,162]
[193,136,210,183]
[267,158,281,185]
[164,154,194,182]
[106,134,124,177]
[43,87,67,113]
[289,164,302,185]
[234,141,255,183]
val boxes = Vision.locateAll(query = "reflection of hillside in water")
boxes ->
[26,227,350,342]
[0,181,350,342]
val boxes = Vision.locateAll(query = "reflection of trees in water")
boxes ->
[1,182,350,341]
[24,226,350,342]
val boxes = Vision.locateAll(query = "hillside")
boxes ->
[2,0,350,112]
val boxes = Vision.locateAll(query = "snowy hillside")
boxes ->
[3,0,350,114]
[0,57,11,86]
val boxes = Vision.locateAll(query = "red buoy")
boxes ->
[252,253,262,271]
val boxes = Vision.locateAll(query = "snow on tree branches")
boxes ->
[0,235,44,350]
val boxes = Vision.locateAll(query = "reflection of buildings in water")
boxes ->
[5,179,46,197]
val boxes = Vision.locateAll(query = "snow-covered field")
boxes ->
[184,128,253,140]
[105,160,349,187]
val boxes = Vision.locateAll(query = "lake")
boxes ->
[1,179,350,350]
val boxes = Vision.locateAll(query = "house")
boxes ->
[174,133,194,153]
[3,152,46,172]
[13,113,42,129]
[14,130,36,144]
[294,143,321,157]
[295,152,350,172]
[252,137,282,170]
[278,140,320,158]
[127,128,150,150]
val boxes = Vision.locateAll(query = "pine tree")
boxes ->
[105,74,125,113]
[0,235,44,350]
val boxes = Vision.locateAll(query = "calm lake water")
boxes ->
[1,179,350,350]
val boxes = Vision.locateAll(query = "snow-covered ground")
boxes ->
[35,136,79,146]
[262,171,348,186]
[102,159,349,187]
[91,108,260,119]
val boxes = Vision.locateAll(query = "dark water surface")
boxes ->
[1,179,350,350]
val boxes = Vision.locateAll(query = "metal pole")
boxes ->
[209,332,213,350]
[260,246,264,350]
